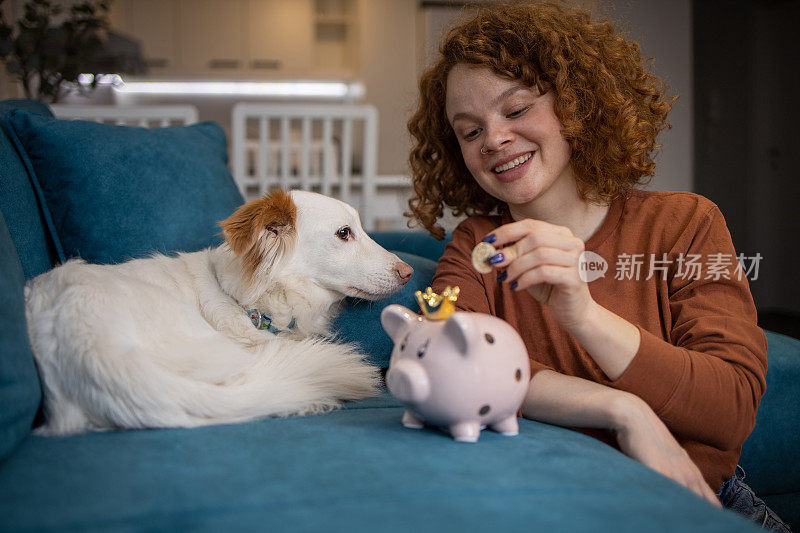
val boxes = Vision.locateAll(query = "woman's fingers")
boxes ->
[668,459,721,508]
[501,247,580,286]
[485,219,573,249]
[679,460,721,507]
[485,227,584,270]
[693,473,722,507]
[687,476,721,507]
[509,265,575,293]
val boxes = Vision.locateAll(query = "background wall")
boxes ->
[694,0,800,324]
[607,0,693,193]
[358,0,419,176]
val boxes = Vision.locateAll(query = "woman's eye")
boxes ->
[507,106,530,118]
[336,226,352,241]
[463,129,481,140]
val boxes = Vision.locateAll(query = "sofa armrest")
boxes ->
[740,329,800,496]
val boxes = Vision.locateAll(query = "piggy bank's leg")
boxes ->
[449,422,482,443]
[490,415,519,436]
[402,410,424,429]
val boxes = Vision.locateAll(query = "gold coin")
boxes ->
[471,242,496,274]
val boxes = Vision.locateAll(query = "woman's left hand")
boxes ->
[485,219,593,329]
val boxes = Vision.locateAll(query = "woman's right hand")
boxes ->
[612,394,722,507]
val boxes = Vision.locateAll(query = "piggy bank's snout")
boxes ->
[386,360,431,404]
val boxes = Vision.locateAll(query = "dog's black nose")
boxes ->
[394,262,414,284]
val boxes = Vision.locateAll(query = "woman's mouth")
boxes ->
[493,152,533,174]
[491,151,535,183]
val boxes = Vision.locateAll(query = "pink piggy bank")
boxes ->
[380,304,531,442]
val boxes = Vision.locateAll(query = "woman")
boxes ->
[407,2,789,530]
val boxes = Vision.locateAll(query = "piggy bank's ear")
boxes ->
[444,313,477,355]
[381,304,418,342]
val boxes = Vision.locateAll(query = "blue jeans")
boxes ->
[717,466,792,531]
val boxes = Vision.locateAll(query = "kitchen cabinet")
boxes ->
[246,0,314,77]
[109,0,358,78]
[112,0,181,76]
[179,0,246,76]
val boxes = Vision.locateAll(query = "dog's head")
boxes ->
[220,190,413,300]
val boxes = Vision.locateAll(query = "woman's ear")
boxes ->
[219,189,297,280]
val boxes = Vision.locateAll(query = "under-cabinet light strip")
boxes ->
[78,74,364,99]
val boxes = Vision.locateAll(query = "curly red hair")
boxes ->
[407,1,676,239]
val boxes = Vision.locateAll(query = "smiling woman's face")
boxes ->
[445,63,575,210]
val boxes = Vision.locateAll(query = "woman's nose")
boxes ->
[481,124,514,154]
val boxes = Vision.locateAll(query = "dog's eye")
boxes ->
[336,226,353,241]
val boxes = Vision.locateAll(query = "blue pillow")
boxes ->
[333,252,437,368]
[6,110,244,264]
[0,209,41,460]
[0,100,63,278]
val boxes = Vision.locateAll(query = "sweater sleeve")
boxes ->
[611,206,767,450]
[431,221,491,314]
[432,219,554,379]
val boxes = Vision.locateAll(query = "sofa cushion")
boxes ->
[333,251,438,368]
[0,395,759,532]
[0,100,62,279]
[6,111,244,264]
[0,209,41,462]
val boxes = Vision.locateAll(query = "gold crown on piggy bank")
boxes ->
[414,286,460,320]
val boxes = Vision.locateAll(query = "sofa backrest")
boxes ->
[0,100,56,462]
[0,99,62,279]
[0,208,42,461]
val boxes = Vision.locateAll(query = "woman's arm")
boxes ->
[559,300,640,381]
[487,209,767,450]
[522,369,721,507]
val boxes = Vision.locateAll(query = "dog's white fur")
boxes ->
[25,190,412,436]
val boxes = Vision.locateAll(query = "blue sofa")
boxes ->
[1,99,797,532]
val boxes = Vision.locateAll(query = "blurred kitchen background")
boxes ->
[1,0,798,336]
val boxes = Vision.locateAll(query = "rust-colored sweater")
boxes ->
[432,189,767,491]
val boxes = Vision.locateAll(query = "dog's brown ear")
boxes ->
[219,190,297,277]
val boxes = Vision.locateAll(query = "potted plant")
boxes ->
[0,0,139,103]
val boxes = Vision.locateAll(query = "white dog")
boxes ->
[25,190,413,436]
